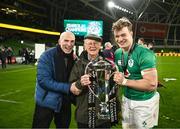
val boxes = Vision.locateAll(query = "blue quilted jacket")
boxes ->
[35,46,71,112]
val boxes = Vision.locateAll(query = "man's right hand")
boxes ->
[70,82,81,95]
[113,71,125,85]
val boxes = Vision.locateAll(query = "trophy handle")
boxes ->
[106,64,119,96]
[85,61,93,75]
[85,61,99,99]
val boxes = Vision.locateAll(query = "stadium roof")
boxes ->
[0,0,180,41]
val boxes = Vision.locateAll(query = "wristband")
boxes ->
[122,78,128,85]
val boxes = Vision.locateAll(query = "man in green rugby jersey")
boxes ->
[112,17,159,129]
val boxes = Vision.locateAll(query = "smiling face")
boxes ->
[114,26,133,51]
[112,17,134,52]
[58,31,75,54]
[84,39,101,60]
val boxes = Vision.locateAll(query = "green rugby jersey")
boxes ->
[115,43,156,100]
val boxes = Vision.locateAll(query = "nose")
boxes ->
[67,41,74,46]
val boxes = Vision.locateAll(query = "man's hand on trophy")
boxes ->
[80,74,91,86]
[70,82,81,95]
[113,71,125,85]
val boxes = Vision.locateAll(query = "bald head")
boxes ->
[59,31,75,41]
[58,31,75,54]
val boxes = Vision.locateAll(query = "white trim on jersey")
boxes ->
[141,68,157,75]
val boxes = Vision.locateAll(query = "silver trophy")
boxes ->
[85,57,117,120]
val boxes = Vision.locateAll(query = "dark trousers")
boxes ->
[7,56,12,64]
[77,122,111,129]
[1,59,6,69]
[32,102,71,128]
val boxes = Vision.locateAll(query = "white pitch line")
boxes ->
[0,99,22,104]
[0,90,21,97]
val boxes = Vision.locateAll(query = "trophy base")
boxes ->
[97,102,110,120]
[97,113,110,120]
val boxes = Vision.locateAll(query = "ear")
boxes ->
[130,31,133,36]
[58,39,61,45]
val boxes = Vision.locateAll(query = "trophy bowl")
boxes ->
[85,58,117,120]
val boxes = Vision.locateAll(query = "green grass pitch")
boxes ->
[0,56,180,128]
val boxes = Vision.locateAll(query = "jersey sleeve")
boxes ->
[139,49,156,71]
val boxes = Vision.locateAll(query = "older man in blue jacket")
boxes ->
[32,31,80,128]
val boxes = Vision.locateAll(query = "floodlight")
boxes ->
[107,1,133,15]
[108,1,115,8]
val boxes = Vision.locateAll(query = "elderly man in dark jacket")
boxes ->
[69,34,119,128]
[32,31,80,128]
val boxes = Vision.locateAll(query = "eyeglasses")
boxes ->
[85,41,100,46]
